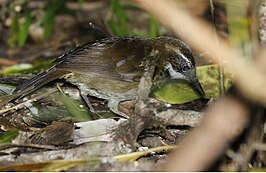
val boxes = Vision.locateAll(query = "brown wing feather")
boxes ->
[56,37,151,82]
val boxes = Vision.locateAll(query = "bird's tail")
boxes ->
[0,68,69,106]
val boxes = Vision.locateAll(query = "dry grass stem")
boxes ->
[0,89,57,115]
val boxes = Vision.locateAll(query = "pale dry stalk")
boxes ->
[133,0,266,106]
[132,0,263,171]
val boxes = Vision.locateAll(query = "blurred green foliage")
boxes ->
[5,0,67,47]
[0,59,53,76]
[41,0,66,40]
[6,0,32,47]
[108,0,128,36]
[226,0,252,59]
[108,0,159,37]
[4,0,159,48]
[0,129,19,143]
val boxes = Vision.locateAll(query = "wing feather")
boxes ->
[56,37,150,82]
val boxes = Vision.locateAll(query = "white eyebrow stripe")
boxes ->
[177,52,190,63]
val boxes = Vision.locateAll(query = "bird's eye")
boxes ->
[182,65,191,72]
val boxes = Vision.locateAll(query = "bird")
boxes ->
[2,36,205,117]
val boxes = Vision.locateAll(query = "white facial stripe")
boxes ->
[177,52,190,63]
[165,63,186,79]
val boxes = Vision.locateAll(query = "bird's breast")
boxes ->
[64,72,139,100]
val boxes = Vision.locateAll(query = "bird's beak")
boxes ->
[185,69,205,96]
[190,77,205,96]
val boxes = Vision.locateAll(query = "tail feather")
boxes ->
[0,68,69,106]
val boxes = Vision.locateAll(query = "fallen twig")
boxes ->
[0,88,57,115]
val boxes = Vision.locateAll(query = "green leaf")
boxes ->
[42,11,54,40]
[152,65,232,104]
[18,12,32,47]
[7,14,19,47]
[109,0,128,36]
[57,85,92,121]
[107,20,120,36]
[149,16,158,38]
[0,63,33,75]
[41,0,66,39]
[0,130,19,143]
[197,65,232,98]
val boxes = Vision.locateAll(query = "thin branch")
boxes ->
[0,89,57,115]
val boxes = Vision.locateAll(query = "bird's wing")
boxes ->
[56,37,149,82]
[1,37,150,106]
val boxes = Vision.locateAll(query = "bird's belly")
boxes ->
[64,73,139,101]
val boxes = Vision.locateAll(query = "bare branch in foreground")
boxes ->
[133,0,266,107]
[162,96,250,171]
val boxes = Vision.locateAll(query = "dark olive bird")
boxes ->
[2,36,204,116]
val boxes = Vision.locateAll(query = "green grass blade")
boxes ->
[18,12,32,47]
[0,130,19,143]
[42,0,66,39]
[149,16,158,38]
[110,0,128,36]
[57,85,92,121]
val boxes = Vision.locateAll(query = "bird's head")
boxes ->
[155,36,205,96]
